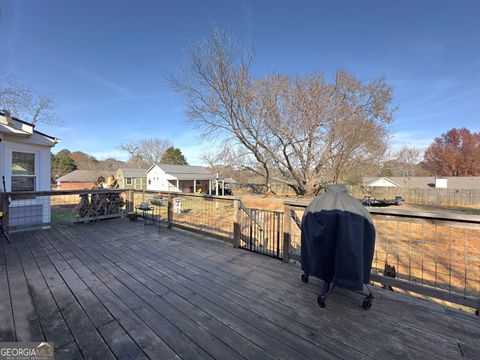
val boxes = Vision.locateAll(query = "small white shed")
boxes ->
[0,111,59,229]
[146,164,217,193]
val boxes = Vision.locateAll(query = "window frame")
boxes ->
[126,177,133,185]
[11,150,37,192]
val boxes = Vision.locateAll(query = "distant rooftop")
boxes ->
[149,164,217,180]
[57,170,115,183]
[117,168,148,178]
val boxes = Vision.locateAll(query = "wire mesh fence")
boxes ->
[372,214,480,298]
[171,194,234,240]
[131,190,169,224]
[288,204,480,299]
[2,190,127,232]
[131,190,235,241]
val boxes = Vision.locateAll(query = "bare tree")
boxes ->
[393,146,423,176]
[119,138,173,168]
[201,143,232,177]
[0,75,59,125]
[171,28,395,196]
[200,140,258,182]
[253,73,393,195]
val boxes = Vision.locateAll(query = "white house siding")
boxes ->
[1,134,54,228]
[147,165,176,191]
[145,165,215,192]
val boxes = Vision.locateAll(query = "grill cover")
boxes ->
[301,184,375,291]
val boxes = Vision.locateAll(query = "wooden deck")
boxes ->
[1,219,479,360]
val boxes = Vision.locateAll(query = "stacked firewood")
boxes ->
[75,175,125,218]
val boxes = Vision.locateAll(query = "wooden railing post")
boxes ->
[233,199,241,248]
[282,204,291,263]
[126,189,134,212]
[1,194,10,238]
[167,193,173,229]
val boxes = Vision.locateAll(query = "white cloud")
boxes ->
[391,131,432,149]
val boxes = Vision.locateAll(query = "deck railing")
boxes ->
[1,189,479,312]
[129,189,240,242]
[284,200,480,311]
[1,189,128,234]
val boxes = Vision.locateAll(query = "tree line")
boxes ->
[51,143,188,182]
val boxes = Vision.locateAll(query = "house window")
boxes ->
[126,177,133,185]
[11,151,36,192]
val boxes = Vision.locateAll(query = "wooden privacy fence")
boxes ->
[1,188,479,312]
[349,185,480,207]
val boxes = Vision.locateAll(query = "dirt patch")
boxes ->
[239,194,299,211]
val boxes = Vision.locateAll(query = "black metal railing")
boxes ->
[239,205,283,259]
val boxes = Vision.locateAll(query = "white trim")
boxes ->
[4,145,40,193]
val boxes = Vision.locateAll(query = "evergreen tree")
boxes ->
[160,147,188,165]
[51,149,77,182]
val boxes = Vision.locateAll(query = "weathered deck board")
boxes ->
[61,225,342,358]
[3,240,44,342]
[0,241,16,341]
[1,219,478,359]
[88,224,461,360]
[23,232,115,359]
[13,235,74,348]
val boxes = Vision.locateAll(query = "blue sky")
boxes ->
[1,0,479,164]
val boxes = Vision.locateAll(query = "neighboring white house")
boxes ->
[146,164,218,193]
[0,111,59,229]
[364,177,401,187]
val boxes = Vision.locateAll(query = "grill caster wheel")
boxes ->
[317,296,326,308]
[301,273,309,283]
[362,296,373,310]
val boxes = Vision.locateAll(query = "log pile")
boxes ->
[75,175,125,219]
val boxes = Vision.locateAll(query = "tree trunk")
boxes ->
[263,165,273,195]
[304,184,317,198]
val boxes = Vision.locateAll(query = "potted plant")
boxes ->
[127,212,139,221]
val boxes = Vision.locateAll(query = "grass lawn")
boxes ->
[51,206,77,225]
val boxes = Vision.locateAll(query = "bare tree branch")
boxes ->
[119,138,173,168]
[0,75,60,125]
